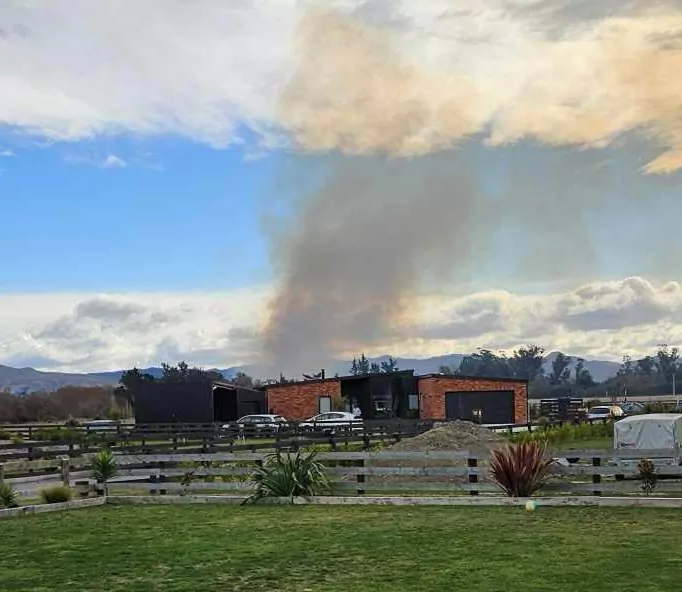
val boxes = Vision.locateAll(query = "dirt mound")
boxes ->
[388,421,506,454]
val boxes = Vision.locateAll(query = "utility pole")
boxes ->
[674,372,678,408]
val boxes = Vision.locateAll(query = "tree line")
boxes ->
[0,386,124,424]
[436,344,681,399]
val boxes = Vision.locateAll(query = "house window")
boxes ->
[318,396,332,414]
[408,394,419,411]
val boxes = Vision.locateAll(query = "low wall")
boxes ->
[0,497,105,520]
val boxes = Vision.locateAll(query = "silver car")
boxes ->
[222,414,288,436]
[300,412,363,433]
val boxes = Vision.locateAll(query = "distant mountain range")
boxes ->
[0,353,622,393]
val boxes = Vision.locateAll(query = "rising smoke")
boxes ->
[261,2,682,375]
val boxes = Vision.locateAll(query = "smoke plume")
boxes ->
[261,2,682,375]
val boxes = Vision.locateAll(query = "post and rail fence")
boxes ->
[3,438,682,499]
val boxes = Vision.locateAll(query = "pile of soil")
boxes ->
[388,420,506,455]
[345,422,508,488]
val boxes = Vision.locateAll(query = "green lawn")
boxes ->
[2,505,681,591]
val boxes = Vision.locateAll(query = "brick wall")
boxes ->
[265,379,342,421]
[418,377,528,423]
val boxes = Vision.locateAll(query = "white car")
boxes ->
[586,405,623,422]
[299,412,363,433]
[222,414,289,436]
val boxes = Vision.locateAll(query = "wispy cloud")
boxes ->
[0,149,15,157]
[102,154,127,169]
[64,152,128,169]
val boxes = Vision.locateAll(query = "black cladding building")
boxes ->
[132,379,266,424]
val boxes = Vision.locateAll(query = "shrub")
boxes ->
[490,442,554,498]
[0,482,20,508]
[34,427,84,443]
[243,450,330,504]
[105,405,127,421]
[0,429,11,440]
[509,421,613,446]
[40,485,73,504]
[91,449,118,495]
[637,459,657,495]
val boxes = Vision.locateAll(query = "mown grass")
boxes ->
[1,505,681,591]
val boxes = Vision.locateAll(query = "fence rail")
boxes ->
[4,447,681,499]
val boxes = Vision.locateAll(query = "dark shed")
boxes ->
[133,380,266,424]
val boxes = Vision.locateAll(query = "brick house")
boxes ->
[265,370,527,424]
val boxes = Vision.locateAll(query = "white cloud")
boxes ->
[102,154,127,169]
[0,1,680,169]
[0,149,15,157]
[0,288,272,372]
[1,277,682,373]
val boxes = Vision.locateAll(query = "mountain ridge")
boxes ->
[0,353,622,393]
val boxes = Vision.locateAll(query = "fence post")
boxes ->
[59,456,70,487]
[356,457,365,496]
[159,461,167,495]
[0,463,4,486]
[468,455,479,496]
[27,445,34,476]
[592,457,602,496]
[150,467,159,496]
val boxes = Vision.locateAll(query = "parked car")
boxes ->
[300,412,363,434]
[619,401,645,416]
[84,419,120,433]
[586,405,623,422]
[222,414,289,437]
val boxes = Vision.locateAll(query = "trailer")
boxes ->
[614,413,682,468]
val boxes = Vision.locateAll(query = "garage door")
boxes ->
[445,390,515,424]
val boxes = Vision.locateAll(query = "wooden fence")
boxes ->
[4,447,682,499]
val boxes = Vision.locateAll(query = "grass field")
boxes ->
[1,505,680,592]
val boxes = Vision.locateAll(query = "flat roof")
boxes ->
[263,370,416,388]
[417,373,529,384]
[263,370,528,388]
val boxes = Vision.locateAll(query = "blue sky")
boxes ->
[0,133,279,292]
[1,0,682,373]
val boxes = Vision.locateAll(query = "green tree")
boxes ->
[350,354,371,375]
[508,344,545,382]
[574,358,595,389]
[636,356,656,376]
[380,356,399,373]
[548,353,571,385]
[458,349,511,378]
[655,345,679,377]
[228,372,255,388]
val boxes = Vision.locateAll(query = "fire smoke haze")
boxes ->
[1,1,682,373]
[261,0,682,374]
